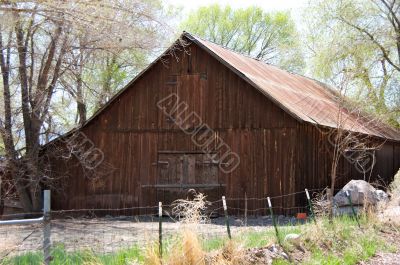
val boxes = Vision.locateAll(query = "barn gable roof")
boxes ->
[55,32,400,142]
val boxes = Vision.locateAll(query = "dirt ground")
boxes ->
[364,252,400,265]
[0,215,288,258]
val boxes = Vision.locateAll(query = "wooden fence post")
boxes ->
[43,190,51,265]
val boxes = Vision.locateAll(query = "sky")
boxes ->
[165,0,309,32]
[167,0,308,13]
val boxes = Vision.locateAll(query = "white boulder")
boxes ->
[333,180,389,207]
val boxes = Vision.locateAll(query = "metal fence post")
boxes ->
[244,192,248,226]
[158,202,162,258]
[305,189,317,224]
[345,190,361,228]
[43,190,51,265]
[222,196,231,239]
[267,197,280,244]
[0,178,2,215]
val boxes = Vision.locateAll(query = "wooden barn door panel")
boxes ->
[156,152,222,213]
[194,154,221,208]
[156,153,180,205]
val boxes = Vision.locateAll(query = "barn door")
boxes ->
[156,152,223,213]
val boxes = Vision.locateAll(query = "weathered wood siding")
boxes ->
[294,124,400,207]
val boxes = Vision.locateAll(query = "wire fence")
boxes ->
[1,187,397,264]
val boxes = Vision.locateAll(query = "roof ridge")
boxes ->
[183,31,273,63]
[183,31,331,85]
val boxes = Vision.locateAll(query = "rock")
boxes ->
[234,219,244,226]
[375,190,389,203]
[333,180,388,207]
[267,244,279,253]
[284,233,302,246]
[281,252,289,260]
[332,205,362,215]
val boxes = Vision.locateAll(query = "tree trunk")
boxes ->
[329,167,337,221]
[0,29,34,212]
[396,34,400,67]
[76,75,87,125]
[15,20,43,212]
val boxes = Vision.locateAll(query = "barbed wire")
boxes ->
[2,210,399,260]
[0,188,328,219]
[0,185,330,257]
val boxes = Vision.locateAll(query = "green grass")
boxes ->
[300,215,393,265]
[201,236,226,251]
[2,252,42,265]
[1,244,144,265]
[2,216,398,264]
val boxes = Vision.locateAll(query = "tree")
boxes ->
[181,4,305,73]
[305,0,400,127]
[59,37,154,126]
[0,0,169,212]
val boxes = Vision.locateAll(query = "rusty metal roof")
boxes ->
[185,32,400,141]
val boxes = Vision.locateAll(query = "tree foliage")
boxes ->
[181,4,304,73]
[0,0,169,211]
[305,0,400,127]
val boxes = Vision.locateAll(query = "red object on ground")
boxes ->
[297,213,307,219]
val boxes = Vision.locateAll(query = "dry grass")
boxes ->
[143,192,248,265]
[376,169,400,225]
[388,169,400,206]
[143,243,161,265]
[167,229,205,265]
[171,191,208,224]
[390,169,400,193]
[212,241,247,265]
[144,192,208,265]
[310,189,330,217]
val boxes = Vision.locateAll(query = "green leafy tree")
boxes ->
[305,0,400,127]
[181,4,305,73]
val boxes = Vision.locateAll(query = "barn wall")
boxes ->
[48,40,400,215]
[49,41,299,214]
[373,140,400,186]
[294,123,400,207]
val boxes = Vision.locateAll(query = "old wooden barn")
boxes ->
[45,32,400,215]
